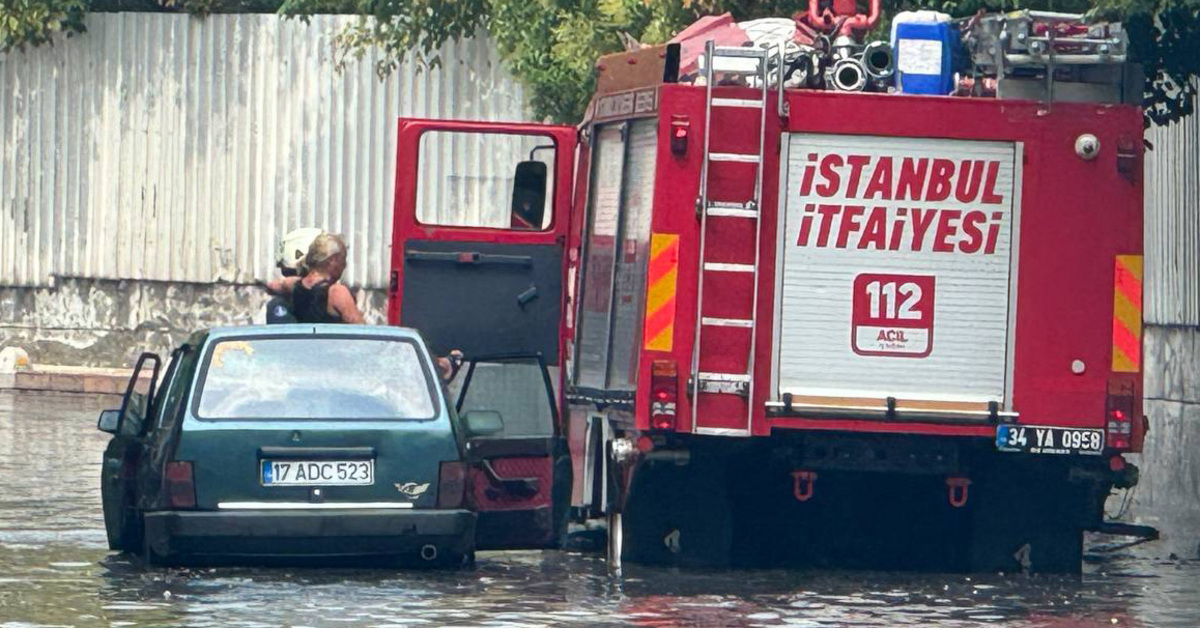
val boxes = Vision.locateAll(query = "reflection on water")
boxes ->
[1,391,1199,628]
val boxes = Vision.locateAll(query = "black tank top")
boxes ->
[292,280,345,324]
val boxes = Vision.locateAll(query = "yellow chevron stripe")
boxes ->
[646,266,677,314]
[1113,290,1141,338]
[1116,254,1143,282]
[1113,347,1137,373]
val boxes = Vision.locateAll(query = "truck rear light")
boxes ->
[1106,380,1136,451]
[650,360,679,431]
[670,115,689,156]
[437,461,466,509]
[165,461,196,509]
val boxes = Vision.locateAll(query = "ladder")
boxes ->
[690,40,771,436]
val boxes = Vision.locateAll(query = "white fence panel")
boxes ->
[0,12,533,289]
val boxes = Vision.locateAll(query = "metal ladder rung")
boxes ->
[698,372,751,383]
[701,317,753,328]
[712,97,764,108]
[711,47,770,59]
[703,262,755,273]
[710,152,760,164]
[706,204,758,218]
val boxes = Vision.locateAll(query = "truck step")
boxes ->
[696,372,751,396]
[697,372,751,383]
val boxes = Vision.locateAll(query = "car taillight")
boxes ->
[1106,380,1136,451]
[650,360,678,431]
[165,461,196,509]
[437,461,466,509]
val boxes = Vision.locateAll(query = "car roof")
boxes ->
[204,324,425,341]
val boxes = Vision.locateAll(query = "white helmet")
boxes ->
[276,227,324,273]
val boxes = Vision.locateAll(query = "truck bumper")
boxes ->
[143,508,475,561]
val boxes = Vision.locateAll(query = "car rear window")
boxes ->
[195,337,437,420]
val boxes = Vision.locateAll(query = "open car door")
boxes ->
[389,119,576,549]
[456,354,570,549]
[97,351,163,552]
[388,119,577,369]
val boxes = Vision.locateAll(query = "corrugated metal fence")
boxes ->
[1145,88,1200,327]
[0,12,532,290]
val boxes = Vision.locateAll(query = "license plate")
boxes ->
[261,460,374,486]
[996,425,1104,456]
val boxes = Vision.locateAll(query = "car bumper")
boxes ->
[144,508,475,560]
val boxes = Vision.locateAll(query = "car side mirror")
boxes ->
[463,410,504,437]
[510,161,547,230]
[97,409,121,434]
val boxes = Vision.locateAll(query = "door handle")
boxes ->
[480,459,540,497]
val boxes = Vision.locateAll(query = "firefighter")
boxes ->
[264,227,323,324]
[262,232,365,324]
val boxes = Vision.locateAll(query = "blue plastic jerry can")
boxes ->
[892,11,956,95]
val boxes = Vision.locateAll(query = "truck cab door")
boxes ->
[388,119,577,373]
[455,354,570,549]
[98,351,163,551]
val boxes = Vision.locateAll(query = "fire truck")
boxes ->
[387,16,1147,573]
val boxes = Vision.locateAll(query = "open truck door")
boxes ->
[389,119,577,548]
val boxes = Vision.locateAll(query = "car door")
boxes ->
[387,118,577,372]
[98,351,163,551]
[456,354,571,549]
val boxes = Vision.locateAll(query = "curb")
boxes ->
[0,365,148,396]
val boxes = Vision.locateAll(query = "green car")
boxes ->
[98,324,507,566]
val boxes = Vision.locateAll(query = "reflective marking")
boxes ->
[644,234,681,351]
[1112,255,1143,372]
[218,502,415,510]
[702,317,753,328]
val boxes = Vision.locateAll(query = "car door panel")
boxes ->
[402,240,564,362]
[99,351,162,551]
[457,355,570,549]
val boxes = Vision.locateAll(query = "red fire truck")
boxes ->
[387,33,1146,573]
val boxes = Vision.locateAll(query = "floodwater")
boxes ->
[2,391,1199,628]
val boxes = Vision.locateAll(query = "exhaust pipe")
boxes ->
[419,544,439,562]
[830,58,868,92]
[862,41,894,80]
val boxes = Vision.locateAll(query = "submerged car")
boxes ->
[98,324,506,566]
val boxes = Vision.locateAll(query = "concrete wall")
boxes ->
[0,278,387,366]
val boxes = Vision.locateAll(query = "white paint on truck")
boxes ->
[773,134,1019,407]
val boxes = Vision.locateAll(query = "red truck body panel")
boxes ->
[619,86,1143,444]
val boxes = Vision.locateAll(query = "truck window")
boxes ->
[415,131,556,231]
[576,119,659,391]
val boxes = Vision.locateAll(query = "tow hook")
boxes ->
[946,476,971,508]
[792,470,818,502]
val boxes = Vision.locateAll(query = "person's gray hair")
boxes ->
[306,233,347,270]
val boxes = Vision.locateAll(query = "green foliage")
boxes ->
[0,0,87,52]
[1,0,1196,124]
[276,0,1200,124]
